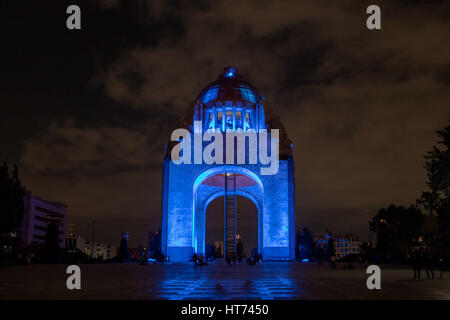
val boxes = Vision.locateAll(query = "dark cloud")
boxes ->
[3,0,450,246]
[21,121,157,176]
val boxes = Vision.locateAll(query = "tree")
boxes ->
[0,163,26,234]
[118,232,130,262]
[296,227,316,260]
[326,238,335,261]
[0,163,26,264]
[420,123,450,211]
[148,229,162,258]
[418,122,450,252]
[370,205,424,261]
[40,223,61,263]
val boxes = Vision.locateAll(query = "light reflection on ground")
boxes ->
[1,261,449,299]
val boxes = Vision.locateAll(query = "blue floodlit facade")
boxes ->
[161,67,295,262]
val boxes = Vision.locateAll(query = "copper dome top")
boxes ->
[197,67,264,105]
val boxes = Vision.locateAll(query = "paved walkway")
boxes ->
[1,262,449,299]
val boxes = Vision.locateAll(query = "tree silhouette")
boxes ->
[370,205,424,261]
[419,122,450,252]
[0,163,26,234]
[296,227,316,260]
[40,223,61,263]
[326,238,336,261]
[148,229,161,258]
[118,232,130,262]
[0,163,26,263]
[421,123,450,210]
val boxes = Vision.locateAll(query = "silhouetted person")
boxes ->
[247,254,256,265]
[412,250,423,280]
[318,248,324,265]
[330,255,336,270]
[250,248,262,263]
[359,254,368,268]
[236,239,244,262]
[197,255,207,266]
[425,250,435,280]
[439,254,449,279]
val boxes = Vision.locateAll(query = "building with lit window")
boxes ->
[161,67,295,261]
[129,246,147,261]
[314,230,361,259]
[65,224,117,260]
[84,241,117,260]
[334,233,360,259]
[21,191,67,247]
[65,223,89,254]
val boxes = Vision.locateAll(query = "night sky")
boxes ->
[2,0,450,247]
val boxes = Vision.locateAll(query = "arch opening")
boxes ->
[193,167,264,258]
[162,67,295,262]
[205,195,258,259]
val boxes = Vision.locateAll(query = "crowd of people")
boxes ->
[410,248,449,280]
[192,250,263,266]
[322,248,450,280]
[192,246,450,281]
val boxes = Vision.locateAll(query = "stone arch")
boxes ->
[192,165,264,256]
[193,165,264,193]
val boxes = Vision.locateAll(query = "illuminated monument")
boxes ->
[161,67,295,261]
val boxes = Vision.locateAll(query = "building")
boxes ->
[161,67,295,261]
[118,232,130,261]
[66,223,77,237]
[129,246,147,261]
[66,225,118,260]
[84,241,117,260]
[147,231,161,258]
[334,233,360,259]
[65,223,117,260]
[66,223,82,252]
[314,230,361,259]
[314,228,333,251]
[21,191,67,247]
[66,234,87,254]
[65,223,91,255]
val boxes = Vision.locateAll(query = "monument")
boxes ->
[161,67,295,261]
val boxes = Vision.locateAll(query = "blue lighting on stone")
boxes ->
[161,67,295,262]
[201,85,219,104]
[240,86,256,103]
[224,67,236,78]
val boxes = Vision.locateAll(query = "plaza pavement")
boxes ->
[1,261,449,300]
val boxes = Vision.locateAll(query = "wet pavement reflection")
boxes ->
[1,261,450,299]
